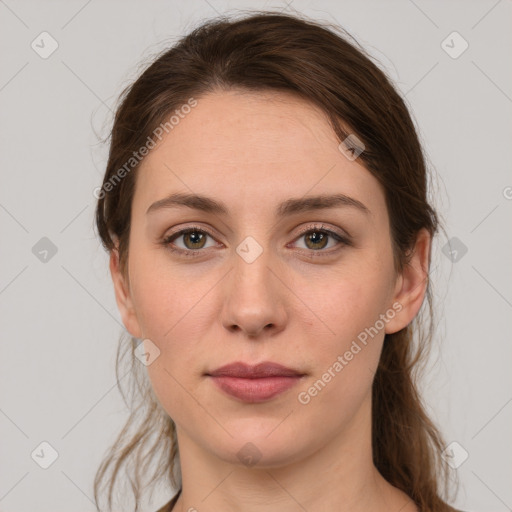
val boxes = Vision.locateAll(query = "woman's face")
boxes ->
[111,90,423,468]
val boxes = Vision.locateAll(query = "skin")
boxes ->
[110,89,430,512]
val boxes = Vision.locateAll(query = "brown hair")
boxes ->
[94,10,456,512]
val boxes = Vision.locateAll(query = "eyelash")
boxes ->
[162,224,351,258]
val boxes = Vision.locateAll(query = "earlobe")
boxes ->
[385,228,431,335]
[109,246,143,339]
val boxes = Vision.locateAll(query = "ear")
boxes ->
[385,228,431,335]
[110,243,143,339]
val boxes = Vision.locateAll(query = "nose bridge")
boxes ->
[233,237,272,290]
[232,234,276,300]
[221,234,286,336]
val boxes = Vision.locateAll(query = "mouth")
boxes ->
[205,361,305,403]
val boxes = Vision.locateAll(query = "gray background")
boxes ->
[1,0,511,510]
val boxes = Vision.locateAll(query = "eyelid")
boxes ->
[164,224,216,240]
[292,223,351,241]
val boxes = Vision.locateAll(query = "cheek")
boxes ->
[127,252,223,412]
[315,266,393,348]
[128,243,218,342]
[302,262,393,395]
[294,282,388,431]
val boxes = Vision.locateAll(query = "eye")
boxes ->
[162,223,350,258]
[163,226,218,255]
[290,224,349,253]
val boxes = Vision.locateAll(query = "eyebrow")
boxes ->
[146,192,371,217]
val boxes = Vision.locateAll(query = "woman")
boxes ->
[94,11,461,512]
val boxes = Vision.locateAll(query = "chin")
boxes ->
[207,426,311,469]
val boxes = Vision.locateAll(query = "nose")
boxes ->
[220,245,288,338]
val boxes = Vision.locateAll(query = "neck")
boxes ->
[172,394,416,512]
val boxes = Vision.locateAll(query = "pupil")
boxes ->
[308,231,327,249]
[186,231,204,248]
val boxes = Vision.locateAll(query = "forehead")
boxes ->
[134,90,386,220]
[147,90,339,168]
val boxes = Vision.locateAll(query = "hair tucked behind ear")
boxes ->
[94,10,457,511]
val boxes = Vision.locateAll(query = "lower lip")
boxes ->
[209,376,302,403]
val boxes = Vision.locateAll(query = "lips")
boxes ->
[206,361,305,403]
[207,361,303,378]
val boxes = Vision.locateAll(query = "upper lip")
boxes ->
[207,361,304,378]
